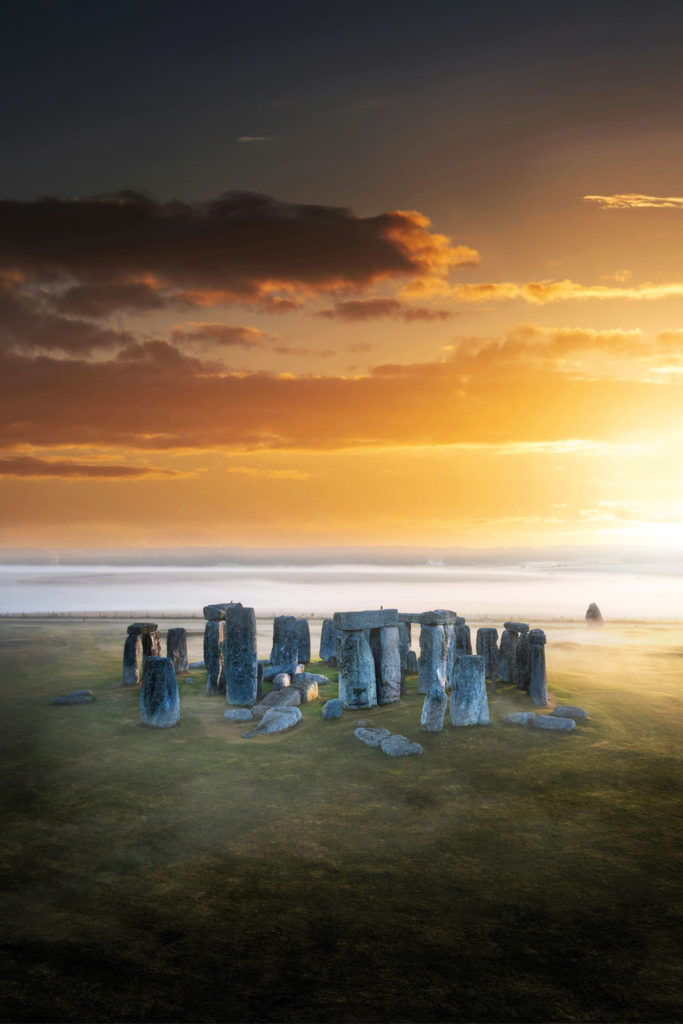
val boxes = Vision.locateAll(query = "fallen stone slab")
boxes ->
[50,695,94,705]
[334,609,398,631]
[272,672,291,690]
[294,671,329,686]
[290,676,319,703]
[251,688,301,721]
[551,705,589,720]
[224,707,253,722]
[531,715,576,732]
[504,712,536,726]
[380,734,423,757]
[322,698,344,719]
[188,661,205,670]
[243,706,302,737]
[354,726,392,747]
[66,689,93,697]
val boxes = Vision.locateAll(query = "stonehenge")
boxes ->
[334,609,397,710]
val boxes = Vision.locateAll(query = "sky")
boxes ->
[1,0,683,551]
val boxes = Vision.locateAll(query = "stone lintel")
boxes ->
[418,609,457,626]
[203,602,241,621]
[334,608,398,631]
[127,622,159,635]
[398,612,424,623]
[503,620,530,633]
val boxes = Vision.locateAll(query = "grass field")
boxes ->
[0,618,681,1023]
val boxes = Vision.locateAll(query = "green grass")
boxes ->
[0,618,681,1022]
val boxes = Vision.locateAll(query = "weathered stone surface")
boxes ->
[354,726,391,747]
[257,662,264,702]
[122,632,142,686]
[67,689,93,697]
[224,604,258,707]
[551,705,588,720]
[322,698,344,719]
[504,712,536,726]
[450,654,489,726]
[406,650,418,675]
[476,628,499,683]
[504,621,530,633]
[251,688,301,720]
[204,620,225,695]
[334,609,398,631]
[140,657,179,728]
[290,676,319,703]
[294,671,329,686]
[497,629,515,684]
[421,681,448,731]
[141,629,162,665]
[417,624,448,695]
[398,621,411,693]
[444,623,455,690]
[418,609,457,626]
[203,603,236,621]
[272,672,291,690]
[270,615,299,674]
[532,714,576,732]
[296,619,311,664]
[529,629,548,707]
[586,602,604,627]
[338,630,377,709]
[369,625,401,705]
[243,706,302,737]
[224,707,253,721]
[319,618,337,662]
[166,627,189,674]
[380,734,424,757]
[516,630,531,691]
[127,622,159,636]
[188,661,205,670]
[50,694,94,705]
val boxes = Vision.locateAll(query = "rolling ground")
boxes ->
[0,618,681,1023]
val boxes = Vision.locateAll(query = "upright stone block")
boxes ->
[225,604,258,707]
[420,681,448,731]
[529,629,548,706]
[454,616,472,655]
[319,618,337,664]
[516,630,531,691]
[444,623,456,690]
[337,630,377,710]
[369,625,401,705]
[296,618,311,665]
[140,657,179,728]
[501,622,528,687]
[204,619,225,695]
[166,627,189,674]
[122,633,142,686]
[398,620,411,693]
[126,622,161,681]
[450,654,489,726]
[417,624,448,695]
[497,629,515,684]
[270,615,299,673]
[476,627,499,684]
[406,650,418,675]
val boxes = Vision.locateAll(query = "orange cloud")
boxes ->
[317,298,454,321]
[0,456,188,479]
[449,279,683,304]
[584,194,683,210]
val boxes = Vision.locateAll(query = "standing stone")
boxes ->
[420,679,448,731]
[204,619,225,695]
[166,627,189,674]
[501,622,528,687]
[586,603,604,627]
[270,615,299,673]
[140,657,180,728]
[476,628,499,686]
[529,629,548,707]
[319,618,337,665]
[296,619,311,665]
[125,623,161,684]
[454,616,472,655]
[406,650,418,675]
[444,624,456,691]
[398,621,411,694]
[516,630,531,691]
[450,654,489,726]
[417,624,448,695]
[497,628,513,683]
[369,625,401,705]
[337,630,377,710]
[122,633,142,686]
[224,604,258,707]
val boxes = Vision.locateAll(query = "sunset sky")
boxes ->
[2,0,683,550]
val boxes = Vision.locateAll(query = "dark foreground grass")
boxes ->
[0,618,681,1023]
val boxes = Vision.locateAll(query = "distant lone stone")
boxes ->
[251,688,301,720]
[354,726,392,747]
[417,624,448,695]
[476,628,499,685]
[224,604,258,707]
[380,734,423,757]
[586,603,604,627]
[166,627,189,674]
[319,618,338,664]
[322,698,344,719]
[504,712,535,726]
[140,657,179,728]
[369,625,402,704]
[532,714,576,732]
[420,680,448,731]
[529,629,548,707]
[270,616,299,674]
[450,654,489,726]
[224,707,253,722]
[337,629,377,710]
[49,694,94,705]
[296,619,311,664]
[204,619,225,695]
[243,706,302,737]
[551,705,589,720]
[272,672,291,690]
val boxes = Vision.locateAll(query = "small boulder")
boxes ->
[380,734,423,757]
[322,698,344,720]
[184,676,195,685]
[243,706,302,737]
[251,688,301,721]
[531,715,576,732]
[66,688,92,698]
[551,705,589,720]
[354,726,392,748]
[290,677,319,703]
[49,695,94,705]
[272,672,291,690]
[224,708,253,722]
[294,671,329,686]
[504,712,535,726]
